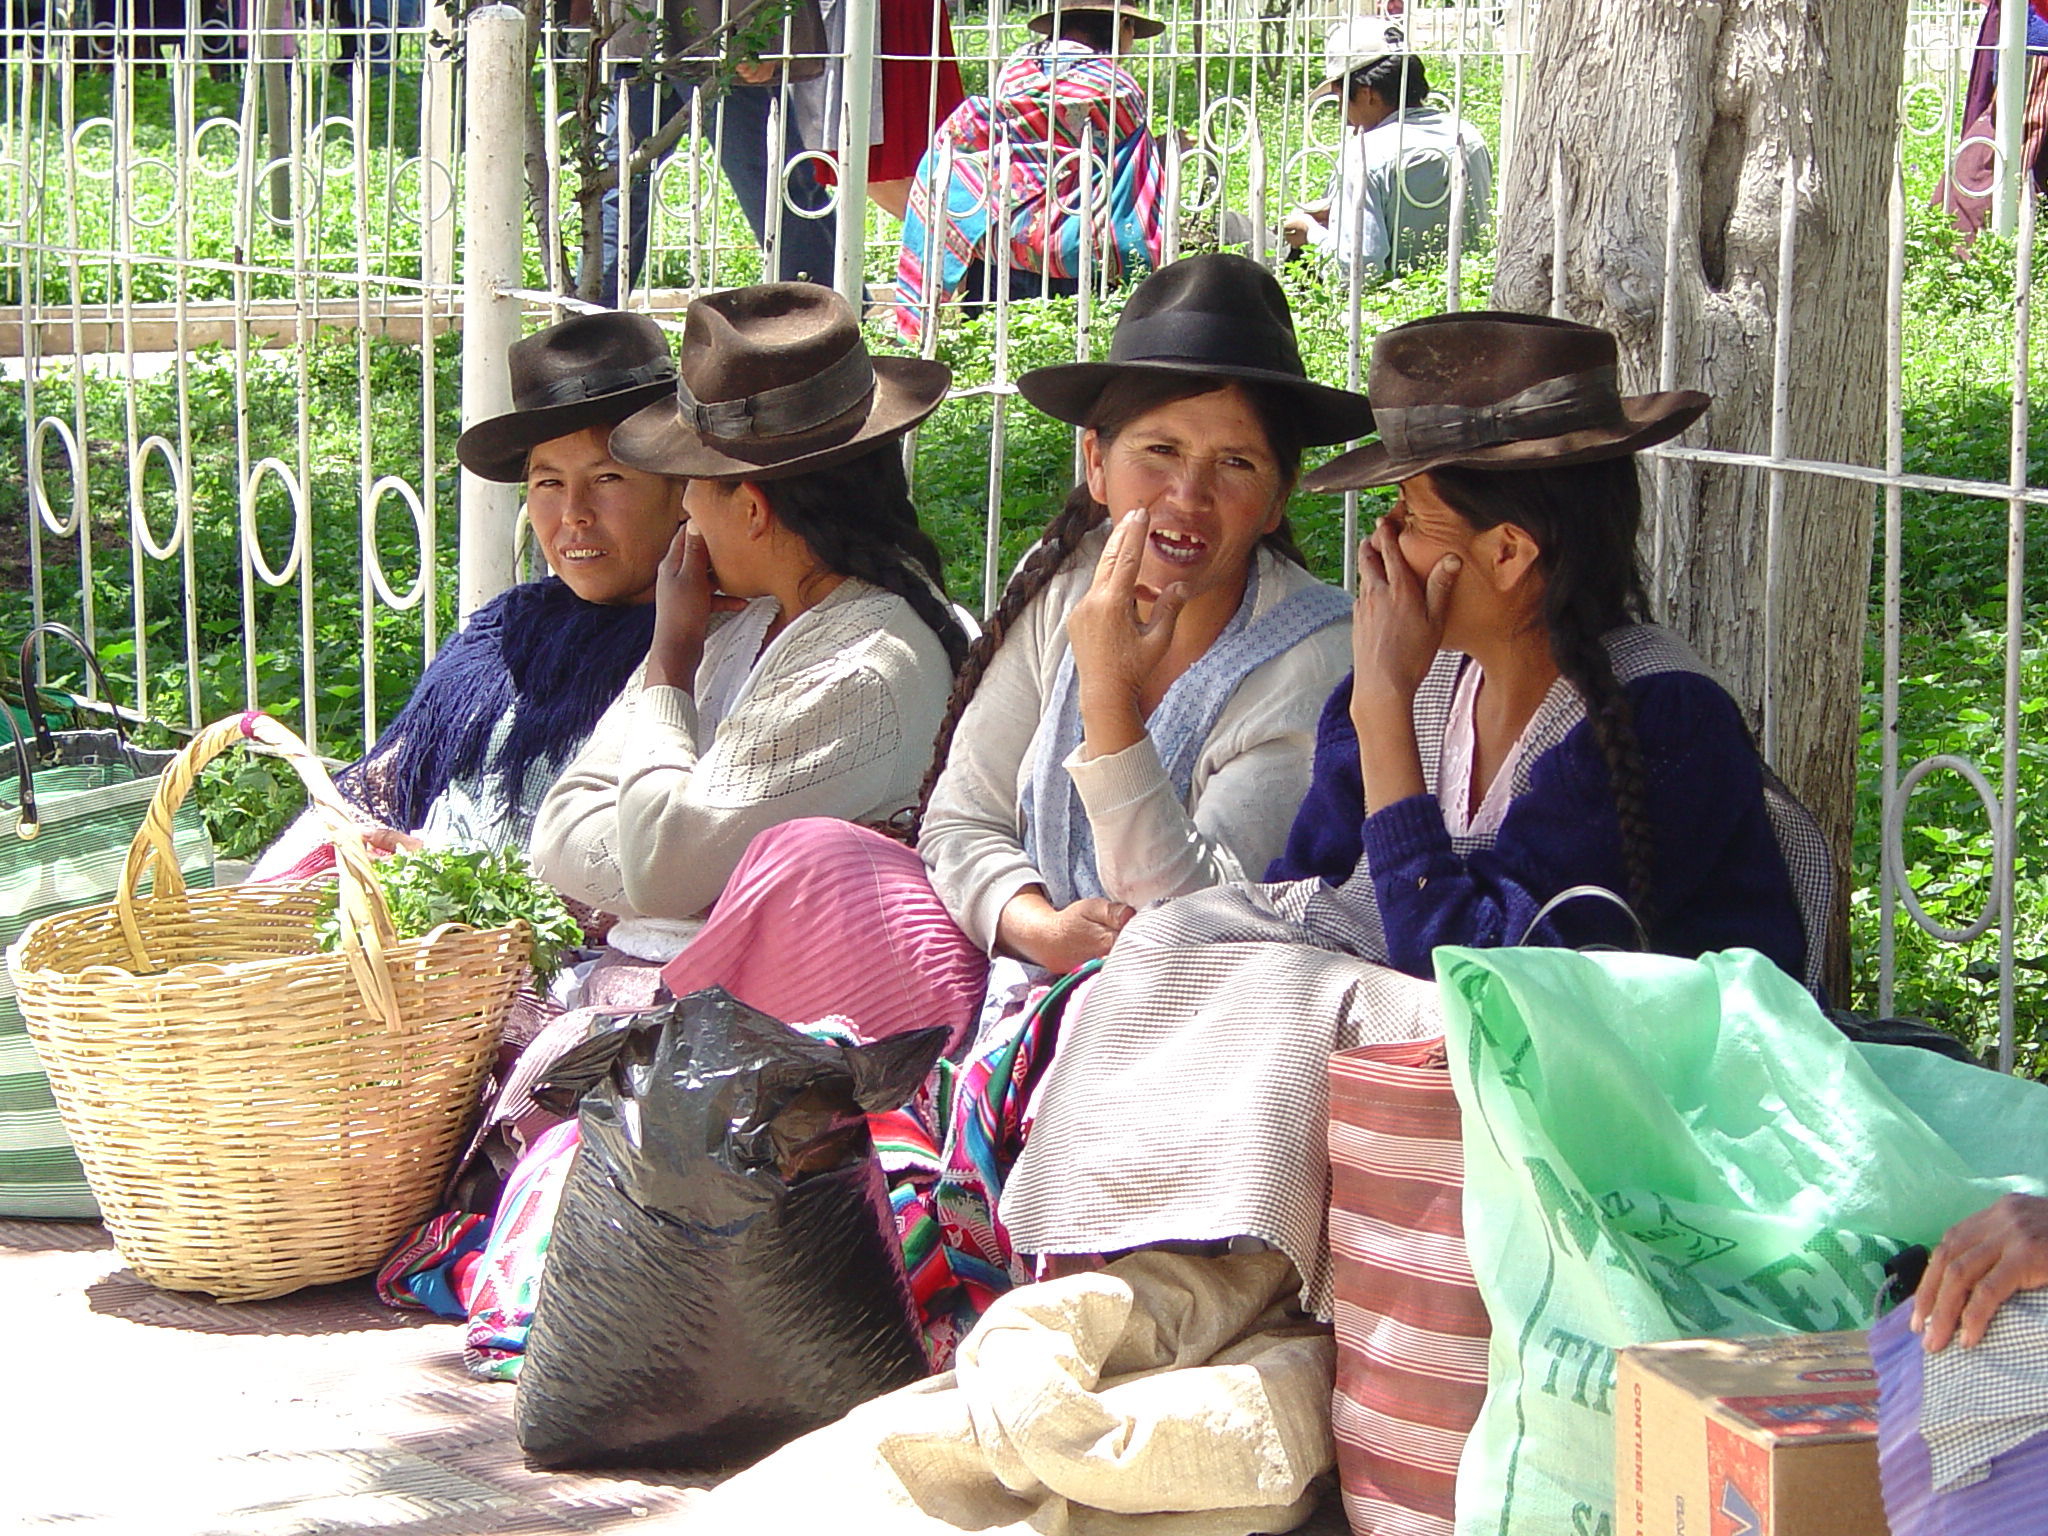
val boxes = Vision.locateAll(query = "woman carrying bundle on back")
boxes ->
[997,310,1827,1316]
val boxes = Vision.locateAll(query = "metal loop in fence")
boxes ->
[30,416,86,539]
[1300,91,1345,153]
[1949,131,2005,200]
[191,116,244,175]
[1047,144,1110,221]
[68,116,118,177]
[1177,146,1225,214]
[257,157,299,226]
[783,149,842,220]
[313,114,357,173]
[1901,78,1951,139]
[363,476,432,611]
[1199,95,1256,155]
[122,155,181,229]
[1882,752,2009,945]
[1392,144,1457,212]
[129,436,190,561]
[1281,144,1337,197]
[239,458,308,588]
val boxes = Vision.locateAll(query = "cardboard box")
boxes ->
[1617,1330,1890,1536]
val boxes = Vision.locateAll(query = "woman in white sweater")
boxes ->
[529,282,969,963]
[659,254,1364,1041]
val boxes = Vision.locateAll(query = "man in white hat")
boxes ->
[1281,19,1492,279]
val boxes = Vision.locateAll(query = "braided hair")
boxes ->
[1424,457,1659,929]
[750,442,972,673]
[914,371,1311,821]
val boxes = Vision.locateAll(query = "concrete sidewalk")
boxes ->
[4,1219,718,1535]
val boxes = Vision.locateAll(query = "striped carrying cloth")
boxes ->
[1328,1038,1489,1536]
[1,729,214,1218]
[894,39,1164,341]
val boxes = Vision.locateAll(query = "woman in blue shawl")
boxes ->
[256,312,685,873]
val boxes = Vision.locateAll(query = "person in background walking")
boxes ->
[1937,0,2048,240]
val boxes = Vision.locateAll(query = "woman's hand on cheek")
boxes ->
[996,888,1135,973]
[1351,518,1459,727]
[647,523,713,692]
[1067,508,1188,758]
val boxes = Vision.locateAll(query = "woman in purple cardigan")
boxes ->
[996,311,1822,1317]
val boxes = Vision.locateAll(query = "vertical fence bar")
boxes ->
[836,0,876,303]
[459,4,528,616]
[1880,150,1907,1018]
[1761,153,1798,762]
[1997,185,2035,1071]
[1992,0,2028,237]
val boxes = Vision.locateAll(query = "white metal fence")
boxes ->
[5,0,2045,1063]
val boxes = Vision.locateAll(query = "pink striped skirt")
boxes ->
[660,818,989,1053]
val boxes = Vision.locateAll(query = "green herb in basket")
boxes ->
[314,846,583,981]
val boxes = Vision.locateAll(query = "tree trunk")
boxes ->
[1492,0,1907,998]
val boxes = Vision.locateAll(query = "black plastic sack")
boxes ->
[513,987,946,1470]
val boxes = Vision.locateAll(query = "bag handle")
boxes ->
[1,696,37,837]
[18,622,130,757]
[1516,883,1650,952]
[116,711,404,1031]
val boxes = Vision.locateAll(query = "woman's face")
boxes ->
[1082,383,1288,618]
[680,476,756,594]
[1381,471,1539,650]
[525,425,685,604]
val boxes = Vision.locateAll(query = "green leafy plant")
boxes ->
[314,845,582,981]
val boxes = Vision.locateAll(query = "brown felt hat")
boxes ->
[1017,253,1373,446]
[1302,311,1710,492]
[456,312,680,483]
[610,282,952,481]
[1026,0,1165,40]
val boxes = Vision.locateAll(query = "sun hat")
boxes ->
[1025,0,1166,42]
[609,282,952,481]
[1301,311,1711,492]
[456,312,680,484]
[1313,17,1407,97]
[1015,253,1374,446]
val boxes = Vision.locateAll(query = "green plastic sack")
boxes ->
[1,635,214,1219]
[1434,946,2048,1536]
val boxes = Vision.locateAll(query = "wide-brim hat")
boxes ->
[1302,311,1710,492]
[456,311,680,483]
[1313,17,1407,96]
[1026,1,1166,41]
[611,283,951,481]
[1016,253,1373,446]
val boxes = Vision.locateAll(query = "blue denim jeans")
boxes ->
[599,75,840,304]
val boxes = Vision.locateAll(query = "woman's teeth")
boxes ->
[561,547,606,562]
[1149,529,1207,566]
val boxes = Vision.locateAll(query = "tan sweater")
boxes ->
[532,578,952,923]
[918,528,1354,954]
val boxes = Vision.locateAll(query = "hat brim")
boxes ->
[1026,9,1165,38]
[1300,390,1710,493]
[608,357,953,480]
[1016,358,1374,447]
[456,379,680,484]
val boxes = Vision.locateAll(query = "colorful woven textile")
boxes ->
[374,1211,490,1319]
[1327,1037,1489,1536]
[877,965,1099,1369]
[894,40,1163,340]
[464,1118,583,1381]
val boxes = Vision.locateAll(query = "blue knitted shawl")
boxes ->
[333,577,654,832]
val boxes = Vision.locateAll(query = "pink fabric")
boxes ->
[661,818,987,1053]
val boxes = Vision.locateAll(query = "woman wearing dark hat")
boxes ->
[893,0,1169,340]
[528,282,971,965]
[998,310,1825,1320]
[252,311,686,874]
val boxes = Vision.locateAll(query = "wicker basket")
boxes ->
[7,712,528,1301]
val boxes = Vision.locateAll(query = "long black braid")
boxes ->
[913,371,1312,823]
[1426,458,1659,930]
[753,442,972,674]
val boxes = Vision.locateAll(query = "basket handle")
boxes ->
[115,712,404,1030]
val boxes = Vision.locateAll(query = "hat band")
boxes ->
[1374,366,1623,465]
[674,344,877,443]
[1107,311,1305,380]
[526,358,676,409]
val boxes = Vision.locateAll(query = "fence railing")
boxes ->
[4,0,2044,1066]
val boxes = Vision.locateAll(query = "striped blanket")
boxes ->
[894,40,1164,340]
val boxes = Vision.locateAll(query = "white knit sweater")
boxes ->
[919,527,1354,954]
[531,578,953,924]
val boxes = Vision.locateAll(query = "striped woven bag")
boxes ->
[1327,1037,1491,1536]
[1,627,214,1218]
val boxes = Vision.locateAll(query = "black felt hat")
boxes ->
[1016,253,1373,445]
[456,312,680,484]
[1302,311,1710,492]
[611,282,952,481]
[1025,0,1165,41]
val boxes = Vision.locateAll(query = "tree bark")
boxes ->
[1492,0,1907,996]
